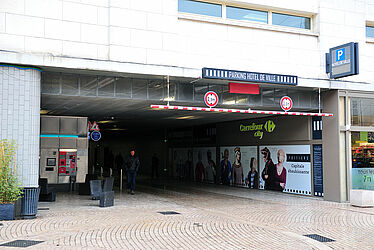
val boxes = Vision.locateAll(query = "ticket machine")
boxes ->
[58,150,77,183]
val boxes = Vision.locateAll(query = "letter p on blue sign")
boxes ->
[336,48,345,61]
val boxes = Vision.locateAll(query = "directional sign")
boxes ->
[280,96,293,112]
[204,91,219,108]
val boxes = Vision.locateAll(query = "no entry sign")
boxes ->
[280,96,293,112]
[204,91,219,108]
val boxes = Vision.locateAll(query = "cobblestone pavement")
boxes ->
[1,180,374,249]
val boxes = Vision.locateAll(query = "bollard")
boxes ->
[120,169,123,192]
[110,168,112,177]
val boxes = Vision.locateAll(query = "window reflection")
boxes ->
[366,26,374,38]
[227,6,267,23]
[178,0,222,17]
[272,13,310,29]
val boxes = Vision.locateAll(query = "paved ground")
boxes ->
[1,180,374,249]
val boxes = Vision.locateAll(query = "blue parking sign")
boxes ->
[336,48,345,61]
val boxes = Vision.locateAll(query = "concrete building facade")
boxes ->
[1,0,374,202]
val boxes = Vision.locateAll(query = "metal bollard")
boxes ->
[120,169,123,192]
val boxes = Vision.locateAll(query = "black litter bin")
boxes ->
[21,187,40,219]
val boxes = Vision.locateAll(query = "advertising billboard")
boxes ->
[170,148,193,180]
[192,147,217,183]
[259,145,311,195]
[219,146,258,188]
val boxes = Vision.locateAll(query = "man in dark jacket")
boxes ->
[125,149,140,195]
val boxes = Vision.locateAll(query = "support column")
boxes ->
[0,65,41,188]
[322,90,347,202]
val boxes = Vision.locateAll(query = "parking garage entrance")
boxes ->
[40,70,330,197]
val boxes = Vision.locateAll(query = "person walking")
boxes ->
[125,148,140,195]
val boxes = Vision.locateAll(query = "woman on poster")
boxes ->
[273,149,287,191]
[232,147,244,186]
[261,147,276,190]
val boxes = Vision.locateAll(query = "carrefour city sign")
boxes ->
[240,120,276,139]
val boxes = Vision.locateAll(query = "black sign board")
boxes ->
[202,67,298,85]
[313,144,323,197]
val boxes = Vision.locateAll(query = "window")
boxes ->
[367,26,374,38]
[227,6,267,23]
[178,0,222,17]
[272,12,310,29]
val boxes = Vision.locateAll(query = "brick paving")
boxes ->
[1,180,374,249]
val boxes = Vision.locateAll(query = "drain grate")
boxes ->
[158,211,180,215]
[193,223,202,227]
[0,240,44,248]
[304,234,335,243]
[38,207,49,211]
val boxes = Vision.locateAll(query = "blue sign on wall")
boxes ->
[91,131,101,141]
[327,42,359,79]
[202,67,298,85]
[313,144,323,197]
[336,48,345,62]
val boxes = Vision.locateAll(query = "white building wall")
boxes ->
[0,66,40,187]
[0,0,373,89]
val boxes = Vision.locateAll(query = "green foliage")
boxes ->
[0,140,23,204]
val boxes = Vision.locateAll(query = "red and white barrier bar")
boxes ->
[150,105,333,117]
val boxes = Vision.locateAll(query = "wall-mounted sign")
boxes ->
[202,67,298,86]
[89,121,100,131]
[239,120,276,139]
[280,96,293,112]
[326,42,359,79]
[90,131,101,141]
[204,91,219,107]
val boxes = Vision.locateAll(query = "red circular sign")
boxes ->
[204,91,219,108]
[280,96,293,111]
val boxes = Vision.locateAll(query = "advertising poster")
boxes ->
[259,145,311,195]
[351,132,374,191]
[171,148,193,180]
[313,144,324,197]
[192,147,217,183]
[352,168,374,190]
[219,146,258,188]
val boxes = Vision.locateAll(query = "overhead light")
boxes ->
[222,100,236,105]
[107,128,127,131]
[60,149,77,152]
[175,116,198,120]
[40,110,49,114]
[97,120,115,124]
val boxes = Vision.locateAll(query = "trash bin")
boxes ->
[21,187,40,219]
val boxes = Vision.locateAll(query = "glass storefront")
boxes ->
[351,97,374,191]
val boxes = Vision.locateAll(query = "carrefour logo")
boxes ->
[264,120,275,132]
[240,120,276,139]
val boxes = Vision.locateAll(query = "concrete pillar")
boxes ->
[322,90,347,202]
[0,65,41,187]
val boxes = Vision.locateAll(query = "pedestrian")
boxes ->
[125,148,140,195]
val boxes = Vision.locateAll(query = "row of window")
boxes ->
[178,0,311,30]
